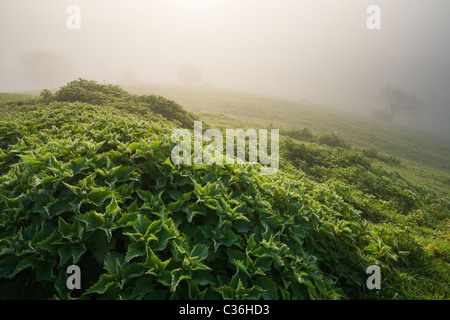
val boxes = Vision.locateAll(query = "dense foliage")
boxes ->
[0,81,448,300]
[48,79,199,129]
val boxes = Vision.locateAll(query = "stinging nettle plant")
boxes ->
[0,80,446,300]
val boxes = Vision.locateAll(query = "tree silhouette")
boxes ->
[377,86,423,122]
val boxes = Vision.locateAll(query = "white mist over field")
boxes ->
[0,0,449,137]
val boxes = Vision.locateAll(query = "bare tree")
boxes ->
[378,86,423,122]
[21,50,74,88]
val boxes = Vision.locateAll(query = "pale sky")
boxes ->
[0,0,449,137]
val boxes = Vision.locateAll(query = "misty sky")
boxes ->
[0,0,449,137]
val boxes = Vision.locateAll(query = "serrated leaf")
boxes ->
[68,157,87,174]
[57,217,71,237]
[124,263,146,279]
[72,246,86,264]
[170,268,190,292]
[85,274,116,295]
[104,251,125,274]
[254,256,273,272]
[215,285,234,300]
[13,255,38,275]
[58,246,72,267]
[257,277,279,300]
[131,214,152,235]
[190,244,209,262]
[80,211,104,231]
[112,166,135,182]
[89,189,111,207]
[191,269,216,286]
[125,242,146,262]
[105,196,120,219]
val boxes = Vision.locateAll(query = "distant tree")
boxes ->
[20,50,73,88]
[377,86,423,122]
[177,65,203,84]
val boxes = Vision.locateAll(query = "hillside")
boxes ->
[123,85,450,174]
[0,80,448,300]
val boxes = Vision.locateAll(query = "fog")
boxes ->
[1,0,449,137]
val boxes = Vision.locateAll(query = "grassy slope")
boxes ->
[0,92,35,103]
[122,85,450,195]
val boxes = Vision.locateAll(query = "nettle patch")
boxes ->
[0,103,370,299]
[0,97,440,300]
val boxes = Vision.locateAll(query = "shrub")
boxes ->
[49,79,199,129]
[318,132,351,150]
[281,128,315,142]
[54,79,129,105]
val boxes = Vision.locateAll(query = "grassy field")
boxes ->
[0,92,35,103]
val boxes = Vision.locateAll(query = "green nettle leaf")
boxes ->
[190,244,209,262]
[124,263,146,279]
[104,251,125,274]
[187,279,200,299]
[80,211,105,231]
[57,217,72,237]
[247,234,256,249]
[136,190,154,204]
[127,142,141,152]
[68,157,87,174]
[88,189,111,207]
[170,268,190,292]
[167,190,183,201]
[146,219,163,236]
[191,269,216,286]
[72,245,87,264]
[222,230,240,247]
[254,256,273,272]
[58,246,73,267]
[205,198,221,212]
[185,204,207,223]
[144,246,171,272]
[85,274,116,295]
[257,277,279,300]
[105,196,120,219]
[232,259,252,278]
[12,255,38,276]
[131,214,152,235]
[112,166,136,182]
[215,285,234,300]
[46,200,73,218]
[129,276,154,299]
[125,242,146,263]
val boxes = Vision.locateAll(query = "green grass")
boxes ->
[0,92,35,103]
